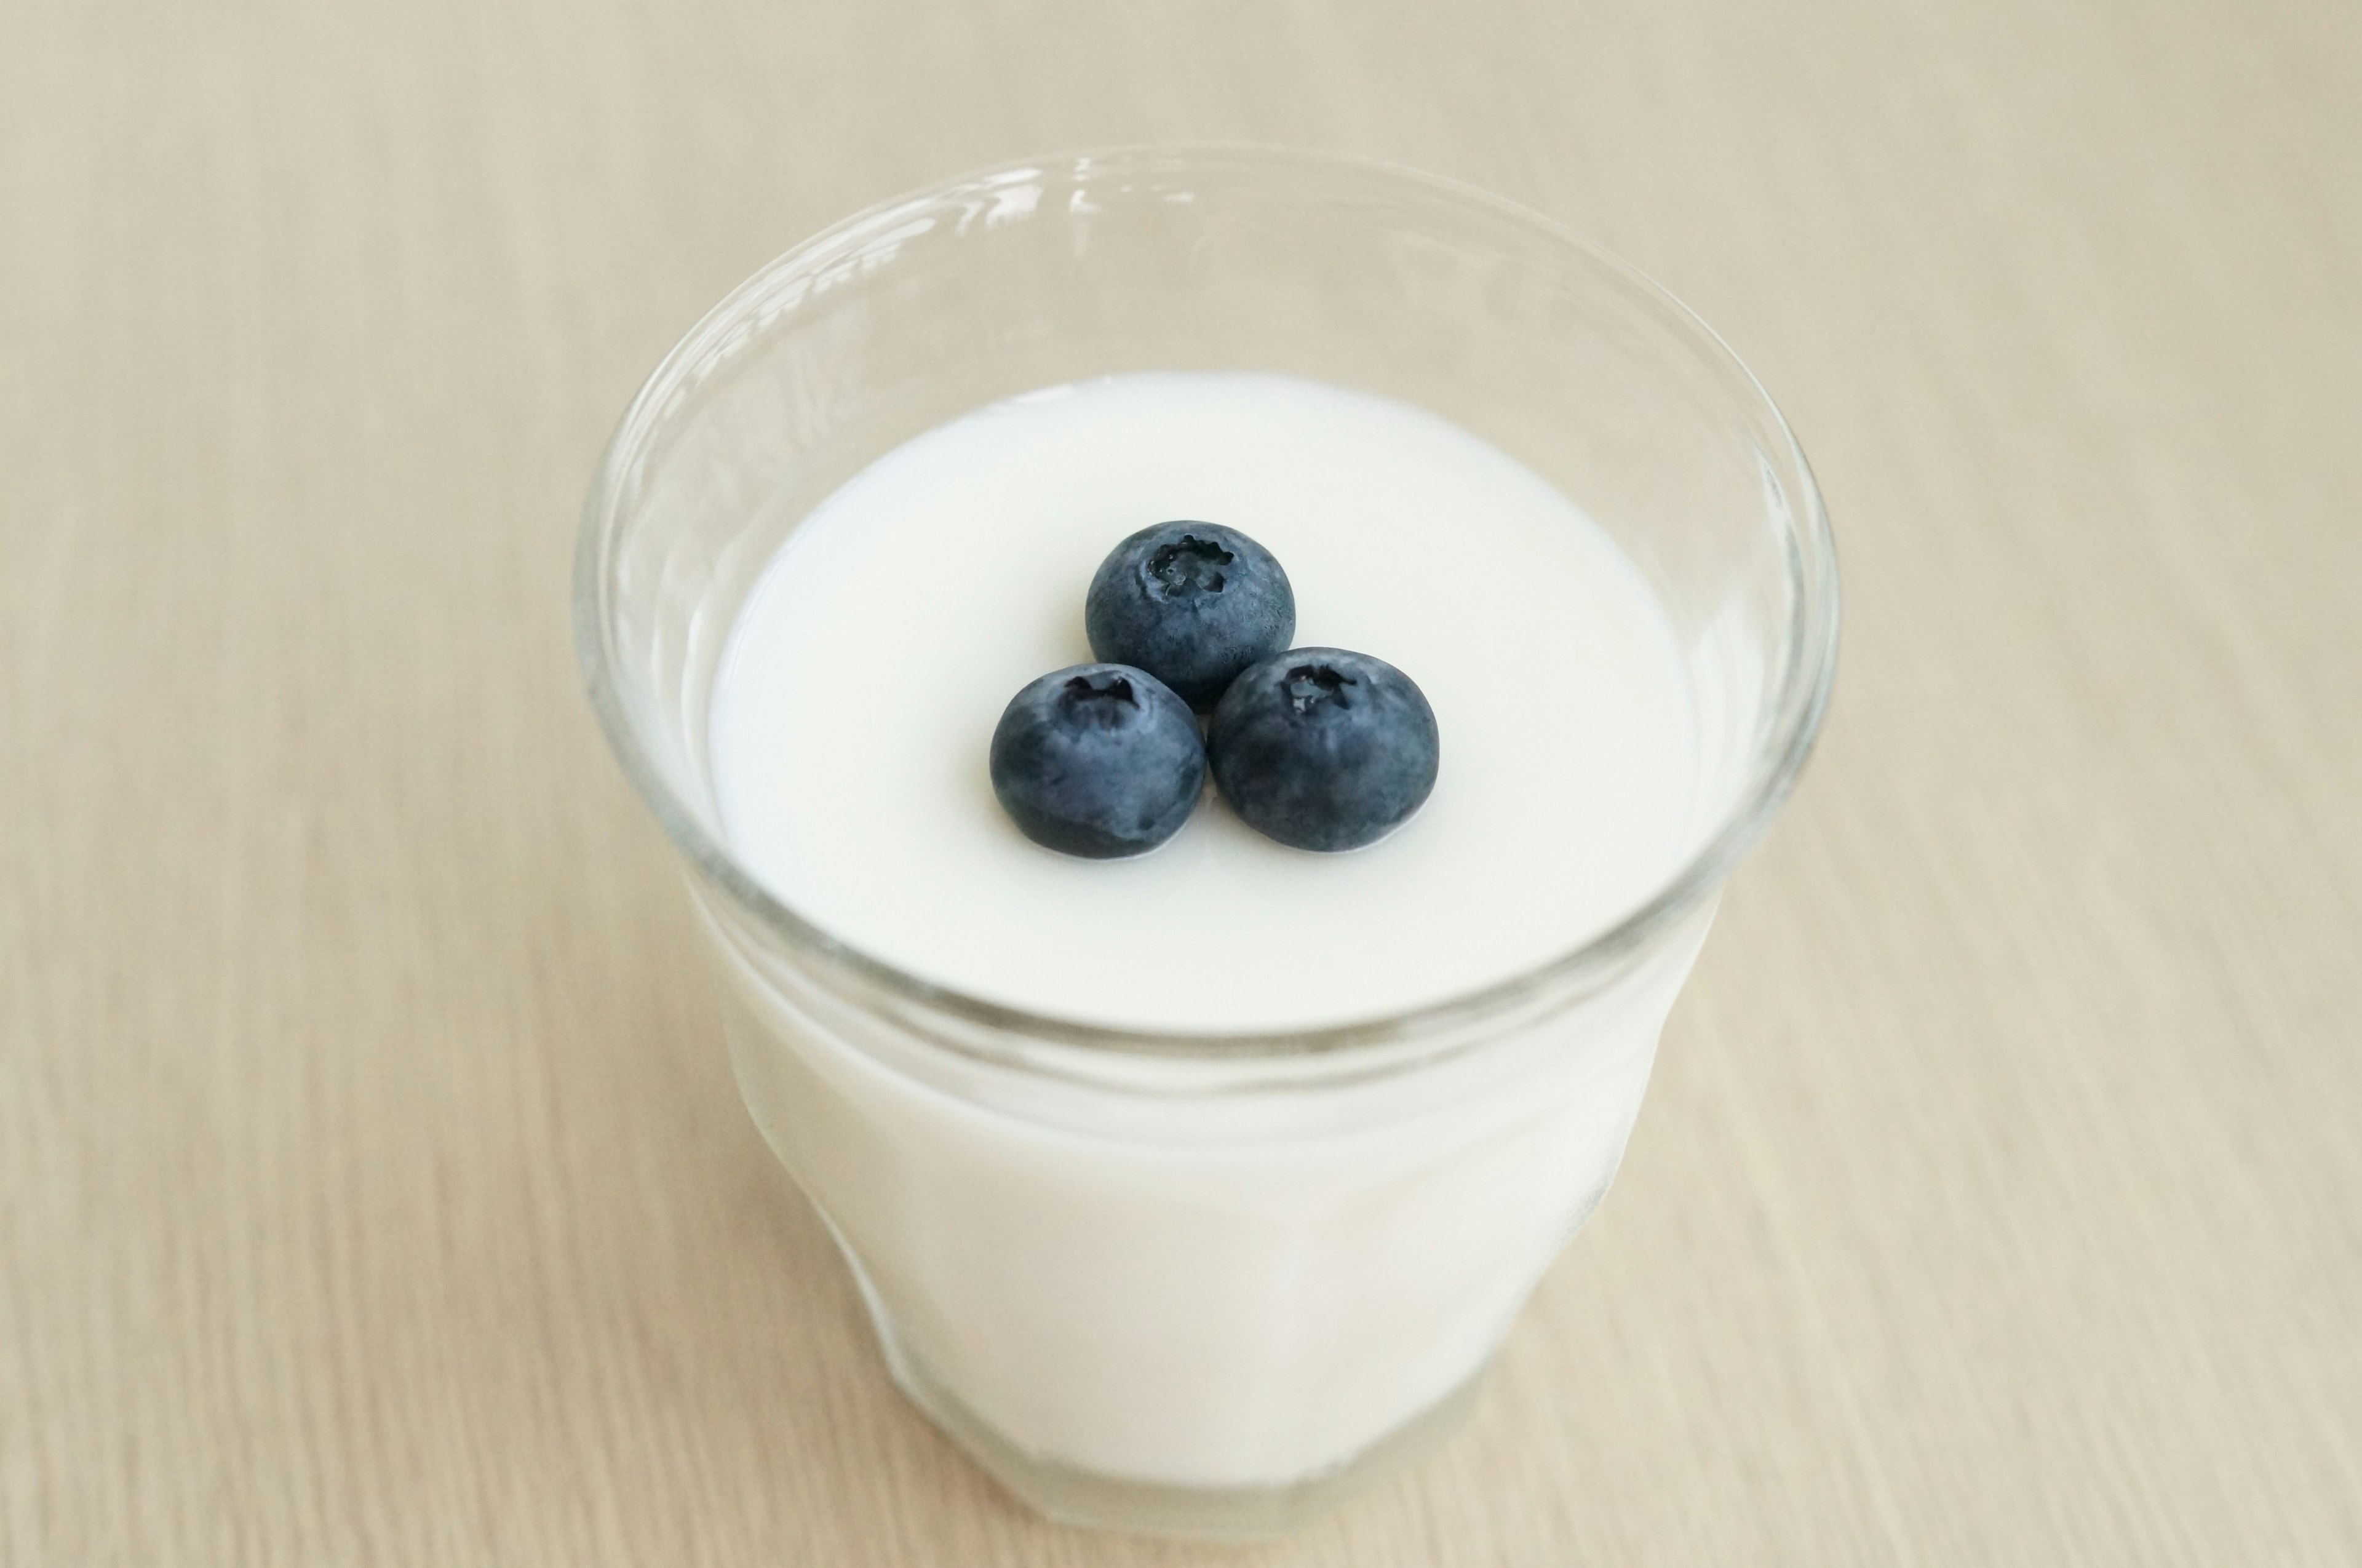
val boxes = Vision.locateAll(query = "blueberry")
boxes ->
[1084,522,1295,710]
[990,664,1206,858]
[1207,648,1439,852]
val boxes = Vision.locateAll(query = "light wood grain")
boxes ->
[5,0,2359,1562]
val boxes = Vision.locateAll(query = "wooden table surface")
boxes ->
[6,1,2359,1562]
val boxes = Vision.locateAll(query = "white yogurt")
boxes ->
[710,372,1698,1033]
[704,373,1710,1492]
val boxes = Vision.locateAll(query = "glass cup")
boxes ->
[576,146,1838,1538]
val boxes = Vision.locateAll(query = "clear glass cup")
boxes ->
[576,146,1838,1538]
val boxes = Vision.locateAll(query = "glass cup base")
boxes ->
[803,1188,1489,1538]
[868,1286,1493,1540]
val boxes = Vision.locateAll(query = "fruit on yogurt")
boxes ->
[989,664,1206,858]
[1084,522,1295,710]
[1207,648,1439,852]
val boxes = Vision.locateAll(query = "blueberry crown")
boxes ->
[1147,535,1234,600]
[1059,671,1140,726]
[1284,664,1354,714]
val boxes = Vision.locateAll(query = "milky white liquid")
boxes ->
[706,373,1711,1493]
[710,373,1697,1033]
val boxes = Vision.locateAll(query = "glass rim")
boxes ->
[575,142,1841,1061]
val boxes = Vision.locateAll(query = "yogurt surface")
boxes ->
[709,372,1699,1033]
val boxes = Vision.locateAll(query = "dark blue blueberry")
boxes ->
[989,664,1206,858]
[1084,522,1295,710]
[1207,648,1439,852]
